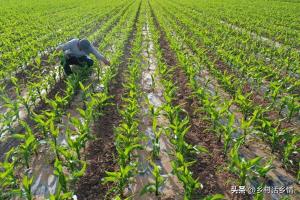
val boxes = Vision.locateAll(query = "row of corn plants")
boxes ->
[102,2,143,199]
[160,0,300,121]
[175,0,300,81]
[146,3,225,200]
[139,18,166,197]
[150,1,284,199]
[47,2,143,196]
[182,0,300,49]
[153,0,299,176]
[0,69,92,199]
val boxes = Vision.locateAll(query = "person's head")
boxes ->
[78,39,91,52]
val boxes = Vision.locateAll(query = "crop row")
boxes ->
[150,0,299,198]
[178,0,300,48]
[152,0,300,172]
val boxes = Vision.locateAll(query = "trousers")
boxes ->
[61,55,94,75]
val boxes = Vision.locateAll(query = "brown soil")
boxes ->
[75,2,141,199]
[74,102,120,200]
[34,76,67,112]
[149,4,250,199]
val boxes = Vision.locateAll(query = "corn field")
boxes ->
[0,0,299,199]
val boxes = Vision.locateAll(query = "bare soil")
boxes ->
[74,102,120,199]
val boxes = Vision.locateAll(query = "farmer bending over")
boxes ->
[56,38,110,75]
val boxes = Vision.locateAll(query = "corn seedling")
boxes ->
[220,112,235,154]
[172,152,202,200]
[283,134,300,166]
[140,161,166,196]
[102,165,135,198]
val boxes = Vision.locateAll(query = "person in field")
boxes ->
[56,38,110,75]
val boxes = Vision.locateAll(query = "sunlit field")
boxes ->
[0,0,299,199]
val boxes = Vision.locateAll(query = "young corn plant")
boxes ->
[0,160,20,199]
[140,161,166,196]
[1,95,20,122]
[162,79,177,105]
[65,73,81,104]
[65,125,86,161]
[30,81,45,103]
[172,152,202,200]
[32,112,51,138]
[46,95,68,123]
[169,114,195,156]
[163,104,181,126]
[13,121,38,169]
[74,103,95,138]
[12,121,38,200]
[48,119,62,161]
[149,103,162,160]
[0,99,19,135]
[91,92,113,119]
[17,92,33,118]
[271,128,288,154]
[234,89,254,120]
[210,99,233,142]
[219,112,236,154]
[101,67,116,94]
[202,96,223,133]
[152,128,163,160]
[115,142,142,170]
[240,109,259,138]
[21,176,33,200]
[253,159,274,200]
[54,158,69,193]
[79,81,91,108]
[67,98,98,160]
[115,122,140,151]
[267,81,282,108]
[102,165,135,198]
[279,95,300,121]
[283,134,300,167]
[49,184,73,200]
[229,137,272,186]
[119,99,140,130]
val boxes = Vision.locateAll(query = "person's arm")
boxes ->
[90,46,110,65]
